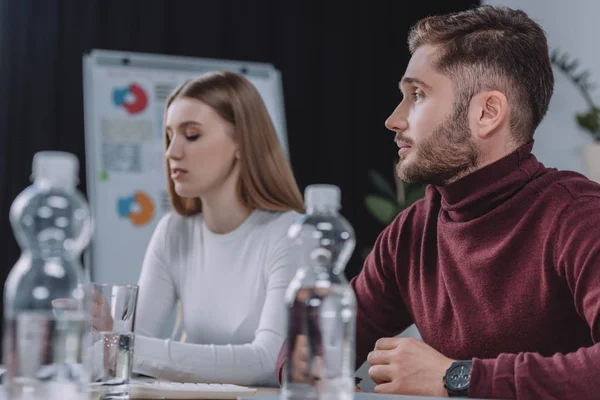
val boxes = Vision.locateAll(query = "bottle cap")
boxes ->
[32,151,79,188]
[304,184,341,210]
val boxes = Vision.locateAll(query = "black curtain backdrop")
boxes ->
[0,0,479,338]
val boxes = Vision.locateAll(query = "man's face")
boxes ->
[385,45,480,185]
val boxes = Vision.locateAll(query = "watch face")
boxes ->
[447,364,471,390]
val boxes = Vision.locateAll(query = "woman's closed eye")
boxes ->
[185,131,201,141]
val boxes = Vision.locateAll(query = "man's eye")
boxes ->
[411,91,424,100]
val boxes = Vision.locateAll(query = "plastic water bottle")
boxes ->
[282,184,357,400]
[3,151,93,398]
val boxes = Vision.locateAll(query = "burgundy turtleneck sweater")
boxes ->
[276,142,600,399]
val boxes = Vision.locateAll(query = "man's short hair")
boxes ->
[408,5,554,144]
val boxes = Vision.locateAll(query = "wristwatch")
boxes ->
[443,360,472,397]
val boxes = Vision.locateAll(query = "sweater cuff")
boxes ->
[132,335,171,376]
[470,354,517,399]
[275,340,287,386]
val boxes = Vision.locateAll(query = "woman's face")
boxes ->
[165,97,239,198]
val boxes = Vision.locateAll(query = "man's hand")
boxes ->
[367,337,455,397]
[289,335,323,384]
[290,335,309,383]
[90,290,114,332]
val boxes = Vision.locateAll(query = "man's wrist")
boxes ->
[443,360,472,397]
[438,359,455,397]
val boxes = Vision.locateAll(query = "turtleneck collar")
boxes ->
[434,141,544,222]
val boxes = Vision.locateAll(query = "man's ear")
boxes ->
[470,90,509,139]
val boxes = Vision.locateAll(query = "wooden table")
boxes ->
[127,387,279,399]
[125,384,280,399]
[253,387,280,396]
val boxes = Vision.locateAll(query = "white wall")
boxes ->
[483,0,600,174]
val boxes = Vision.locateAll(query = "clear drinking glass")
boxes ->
[84,283,138,400]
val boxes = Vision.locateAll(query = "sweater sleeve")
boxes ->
[134,214,178,339]
[470,195,600,399]
[133,227,297,387]
[351,215,414,367]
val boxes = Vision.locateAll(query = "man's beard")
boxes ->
[396,108,480,186]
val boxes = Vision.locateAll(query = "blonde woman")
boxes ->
[132,72,305,386]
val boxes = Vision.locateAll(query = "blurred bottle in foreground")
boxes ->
[282,184,357,400]
[3,151,93,399]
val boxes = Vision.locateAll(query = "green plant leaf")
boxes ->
[365,194,399,225]
[361,245,373,261]
[368,170,398,202]
[403,181,424,196]
[576,111,600,134]
[551,48,600,141]
[404,183,427,207]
